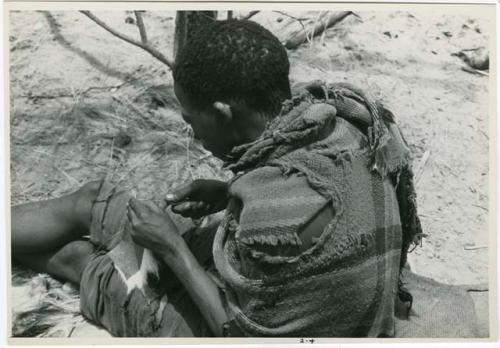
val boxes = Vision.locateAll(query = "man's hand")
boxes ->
[127,198,182,257]
[128,197,228,335]
[166,179,229,219]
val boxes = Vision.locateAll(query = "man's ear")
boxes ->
[213,101,233,122]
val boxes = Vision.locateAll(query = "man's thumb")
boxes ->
[166,182,195,203]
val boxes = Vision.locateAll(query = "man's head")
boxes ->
[173,19,291,159]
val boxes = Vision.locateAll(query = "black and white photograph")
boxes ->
[5,4,496,342]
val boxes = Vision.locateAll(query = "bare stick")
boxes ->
[463,244,488,250]
[284,11,355,50]
[227,11,233,20]
[273,11,310,22]
[239,11,260,20]
[461,66,489,77]
[19,83,126,99]
[464,284,489,292]
[134,11,148,44]
[414,150,430,184]
[275,10,310,43]
[472,204,488,212]
[80,11,174,69]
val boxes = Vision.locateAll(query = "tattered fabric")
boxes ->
[213,81,423,337]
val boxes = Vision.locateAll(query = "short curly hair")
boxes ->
[173,19,291,116]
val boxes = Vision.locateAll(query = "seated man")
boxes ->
[11,19,479,338]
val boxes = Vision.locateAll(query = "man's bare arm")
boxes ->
[127,198,228,336]
[162,242,228,336]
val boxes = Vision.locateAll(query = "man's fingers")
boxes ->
[129,198,142,210]
[130,198,154,213]
[141,200,162,213]
[127,203,140,226]
[172,201,206,212]
[192,201,209,212]
[171,201,209,218]
[171,202,193,214]
[129,198,155,222]
[166,182,194,203]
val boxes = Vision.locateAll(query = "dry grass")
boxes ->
[10,85,231,336]
[11,84,230,206]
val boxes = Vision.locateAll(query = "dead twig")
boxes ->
[227,11,233,20]
[134,11,148,44]
[274,10,310,22]
[239,11,260,20]
[80,11,174,69]
[465,284,489,292]
[284,11,355,50]
[19,83,126,99]
[479,129,489,140]
[463,244,488,250]
[414,150,430,184]
[461,66,489,77]
[350,12,362,20]
[472,204,488,212]
[275,11,311,45]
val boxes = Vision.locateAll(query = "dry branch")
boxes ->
[19,84,126,99]
[80,11,173,69]
[463,244,488,250]
[274,11,310,22]
[461,66,489,77]
[284,11,355,50]
[239,11,260,20]
[465,285,488,292]
[134,11,148,44]
[414,150,430,184]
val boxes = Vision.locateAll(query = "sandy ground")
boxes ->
[8,10,491,336]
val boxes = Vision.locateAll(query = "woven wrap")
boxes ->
[213,81,423,337]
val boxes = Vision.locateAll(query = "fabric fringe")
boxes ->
[240,232,303,248]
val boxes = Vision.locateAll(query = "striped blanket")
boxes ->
[213,82,422,337]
